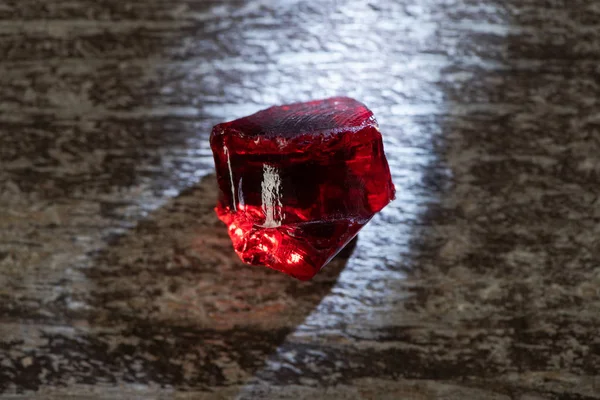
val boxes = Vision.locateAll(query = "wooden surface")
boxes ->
[1,0,600,399]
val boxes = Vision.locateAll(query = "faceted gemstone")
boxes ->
[210,97,395,280]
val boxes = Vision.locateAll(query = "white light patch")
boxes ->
[223,145,237,211]
[260,165,283,228]
[288,252,302,264]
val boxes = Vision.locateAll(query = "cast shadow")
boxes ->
[72,173,351,388]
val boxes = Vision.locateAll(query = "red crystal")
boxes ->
[210,97,395,280]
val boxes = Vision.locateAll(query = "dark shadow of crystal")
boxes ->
[15,173,350,390]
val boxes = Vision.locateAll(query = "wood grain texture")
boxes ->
[1,0,600,398]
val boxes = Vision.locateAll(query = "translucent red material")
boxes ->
[210,97,395,280]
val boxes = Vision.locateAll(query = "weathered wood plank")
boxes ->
[1,0,600,398]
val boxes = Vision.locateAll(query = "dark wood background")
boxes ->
[1,0,599,398]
